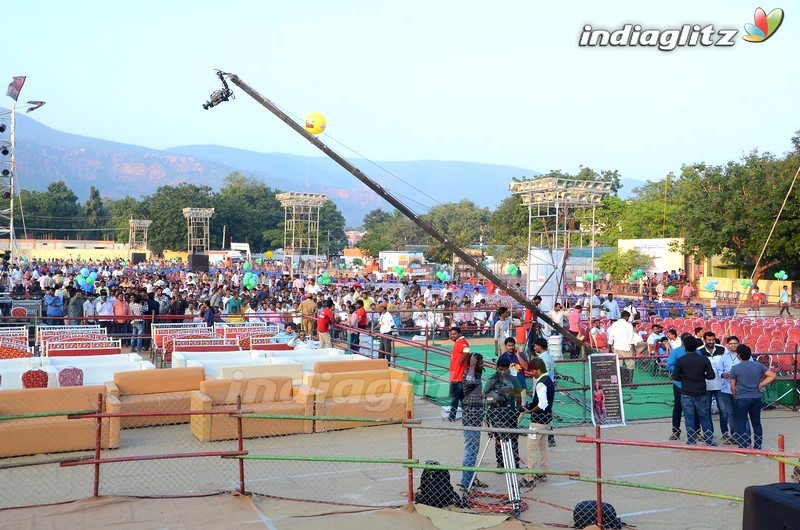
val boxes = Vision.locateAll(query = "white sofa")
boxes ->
[189,359,304,385]
[42,354,143,367]
[75,361,156,386]
[263,347,347,359]
[172,350,267,368]
[0,357,58,390]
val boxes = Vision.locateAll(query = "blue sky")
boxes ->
[7,0,799,189]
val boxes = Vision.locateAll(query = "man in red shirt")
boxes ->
[350,299,368,354]
[448,326,471,421]
[318,299,334,349]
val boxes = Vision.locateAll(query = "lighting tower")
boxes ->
[276,192,327,272]
[182,208,214,254]
[510,178,611,310]
[128,218,152,261]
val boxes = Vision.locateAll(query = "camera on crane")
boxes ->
[202,71,234,110]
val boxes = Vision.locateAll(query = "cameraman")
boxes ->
[484,357,522,468]
[459,352,487,492]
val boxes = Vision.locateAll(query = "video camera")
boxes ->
[202,71,234,110]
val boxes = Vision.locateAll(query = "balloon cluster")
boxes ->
[739,279,754,288]
[242,270,258,290]
[582,272,599,282]
[76,267,98,292]
[505,264,518,275]
[436,271,451,282]
[392,266,405,279]
[339,263,346,269]
[627,268,645,284]
[665,285,677,295]
[704,279,719,293]
[774,270,789,280]
[316,272,332,285]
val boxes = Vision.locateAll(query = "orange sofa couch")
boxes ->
[104,367,205,428]
[0,385,120,458]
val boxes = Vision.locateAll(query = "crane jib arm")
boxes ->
[219,72,589,354]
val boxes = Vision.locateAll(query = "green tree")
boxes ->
[106,196,146,243]
[488,194,529,263]
[142,183,214,254]
[596,249,654,282]
[675,151,800,280]
[16,181,82,239]
[362,209,393,232]
[422,200,490,264]
[319,200,347,257]
[82,186,107,240]
[213,173,282,251]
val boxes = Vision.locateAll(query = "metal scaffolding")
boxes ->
[510,178,612,309]
[276,192,326,272]
[127,218,152,260]
[0,109,15,258]
[182,208,214,254]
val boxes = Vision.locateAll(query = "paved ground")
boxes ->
[2,397,798,529]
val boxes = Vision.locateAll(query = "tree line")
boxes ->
[357,129,800,281]
[15,173,348,256]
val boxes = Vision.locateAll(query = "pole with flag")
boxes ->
[2,76,44,263]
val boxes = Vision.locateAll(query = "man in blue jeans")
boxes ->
[460,353,488,492]
[672,336,717,446]
[730,345,776,449]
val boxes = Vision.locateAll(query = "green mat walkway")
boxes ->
[393,340,675,426]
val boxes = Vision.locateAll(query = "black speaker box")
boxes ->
[131,252,146,265]
[743,483,800,530]
[188,253,209,272]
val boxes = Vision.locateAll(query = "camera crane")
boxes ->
[203,71,591,357]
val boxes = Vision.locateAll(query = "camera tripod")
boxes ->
[466,414,522,515]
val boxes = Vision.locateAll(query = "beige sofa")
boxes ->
[105,367,205,428]
[0,385,120,457]
[306,359,414,432]
[190,376,314,442]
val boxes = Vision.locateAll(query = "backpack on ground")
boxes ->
[415,460,464,508]
[573,500,625,529]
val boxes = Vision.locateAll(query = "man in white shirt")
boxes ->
[606,310,636,385]
[590,289,602,319]
[602,293,621,322]
[377,304,396,362]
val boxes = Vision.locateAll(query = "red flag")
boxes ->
[6,76,26,101]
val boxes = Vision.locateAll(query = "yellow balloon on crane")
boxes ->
[304,112,326,135]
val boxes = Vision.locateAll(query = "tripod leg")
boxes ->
[501,438,521,514]
[467,434,492,493]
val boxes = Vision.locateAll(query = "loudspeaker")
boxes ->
[743,483,800,530]
[131,252,146,265]
[188,253,209,272]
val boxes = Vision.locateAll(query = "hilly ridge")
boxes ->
[7,110,644,224]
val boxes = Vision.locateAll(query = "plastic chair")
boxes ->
[21,368,49,389]
[57,367,84,387]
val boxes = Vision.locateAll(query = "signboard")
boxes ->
[588,354,626,427]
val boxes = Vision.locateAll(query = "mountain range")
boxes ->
[6,110,643,225]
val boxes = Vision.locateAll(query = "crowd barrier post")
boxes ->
[406,409,414,503]
[93,392,104,497]
[778,434,786,482]
[237,395,246,495]
[595,425,603,529]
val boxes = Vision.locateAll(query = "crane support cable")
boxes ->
[219,71,589,355]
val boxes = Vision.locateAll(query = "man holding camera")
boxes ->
[484,357,522,469]
[459,352,487,491]
[521,357,554,487]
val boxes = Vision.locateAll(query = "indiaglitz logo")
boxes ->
[742,7,784,41]
[579,6,784,51]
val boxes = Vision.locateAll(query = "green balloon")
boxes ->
[243,262,251,270]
